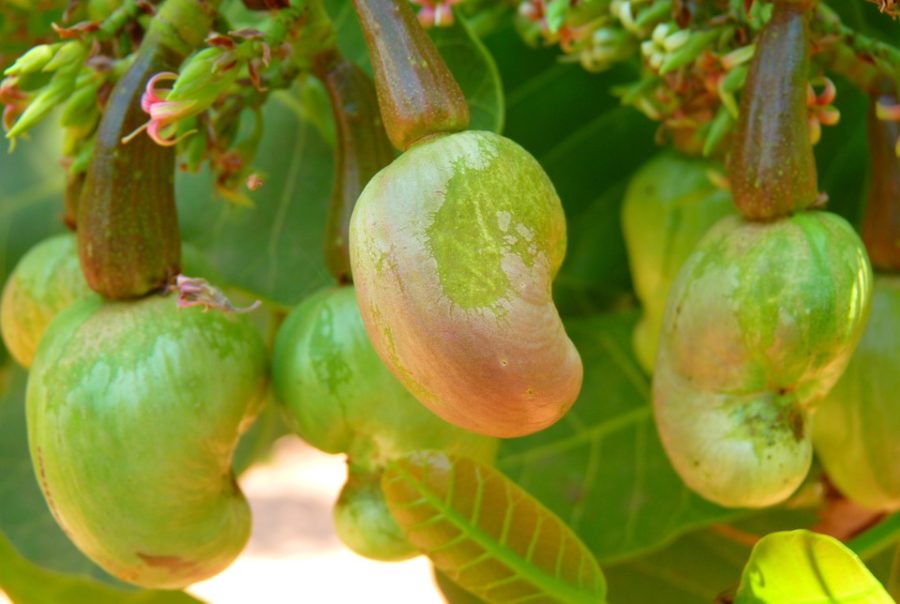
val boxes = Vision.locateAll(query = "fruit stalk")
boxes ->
[63,170,84,231]
[862,91,900,272]
[727,0,818,220]
[314,49,395,284]
[77,0,213,299]
[351,0,469,151]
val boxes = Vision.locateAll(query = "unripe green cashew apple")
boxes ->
[814,276,900,509]
[333,467,416,562]
[0,234,92,368]
[622,154,733,373]
[273,286,497,560]
[653,212,872,508]
[273,286,497,469]
[349,130,582,438]
[27,294,267,588]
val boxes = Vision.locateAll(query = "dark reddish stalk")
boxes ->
[63,170,83,231]
[77,0,212,299]
[241,0,289,9]
[314,50,395,285]
[862,91,900,272]
[351,0,469,151]
[728,0,818,220]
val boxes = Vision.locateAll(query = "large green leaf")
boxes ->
[498,312,741,563]
[429,16,505,133]
[383,451,607,604]
[0,118,67,288]
[735,530,893,604]
[176,88,334,309]
[601,509,819,604]
[0,531,201,604]
[324,0,505,133]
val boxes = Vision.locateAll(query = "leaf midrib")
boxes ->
[391,463,603,604]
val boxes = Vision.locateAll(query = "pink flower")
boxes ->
[123,72,197,146]
[172,275,261,314]
[411,0,462,27]
[0,78,28,132]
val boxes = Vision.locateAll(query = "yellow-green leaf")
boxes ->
[382,451,606,604]
[735,530,893,604]
[0,531,202,604]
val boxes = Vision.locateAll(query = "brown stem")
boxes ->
[241,0,289,9]
[862,91,900,272]
[77,0,212,299]
[352,0,469,151]
[727,0,819,220]
[63,170,84,231]
[314,49,395,285]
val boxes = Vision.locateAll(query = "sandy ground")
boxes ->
[3,438,445,604]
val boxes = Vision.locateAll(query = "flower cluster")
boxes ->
[513,0,861,157]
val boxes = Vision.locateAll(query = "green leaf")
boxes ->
[382,451,607,604]
[603,527,751,604]
[735,530,893,604]
[429,15,505,133]
[602,508,820,604]
[324,0,505,133]
[176,88,334,308]
[848,514,900,562]
[481,19,657,311]
[888,544,900,601]
[0,530,202,604]
[498,312,742,563]
[0,116,67,288]
[434,569,489,604]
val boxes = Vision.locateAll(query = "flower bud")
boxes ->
[4,44,59,76]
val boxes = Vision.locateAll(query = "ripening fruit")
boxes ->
[621,154,733,373]
[0,233,92,368]
[27,294,267,588]
[273,286,497,468]
[349,130,583,438]
[653,212,872,508]
[813,276,900,509]
[273,285,496,560]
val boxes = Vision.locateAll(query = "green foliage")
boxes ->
[1,1,899,602]
[499,312,741,563]
[0,532,201,604]
[383,451,607,604]
[735,530,892,603]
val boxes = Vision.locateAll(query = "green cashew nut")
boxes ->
[27,294,267,588]
[349,130,582,438]
[653,212,872,508]
[333,467,417,562]
[0,234,93,368]
[622,154,733,373]
[814,276,900,509]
